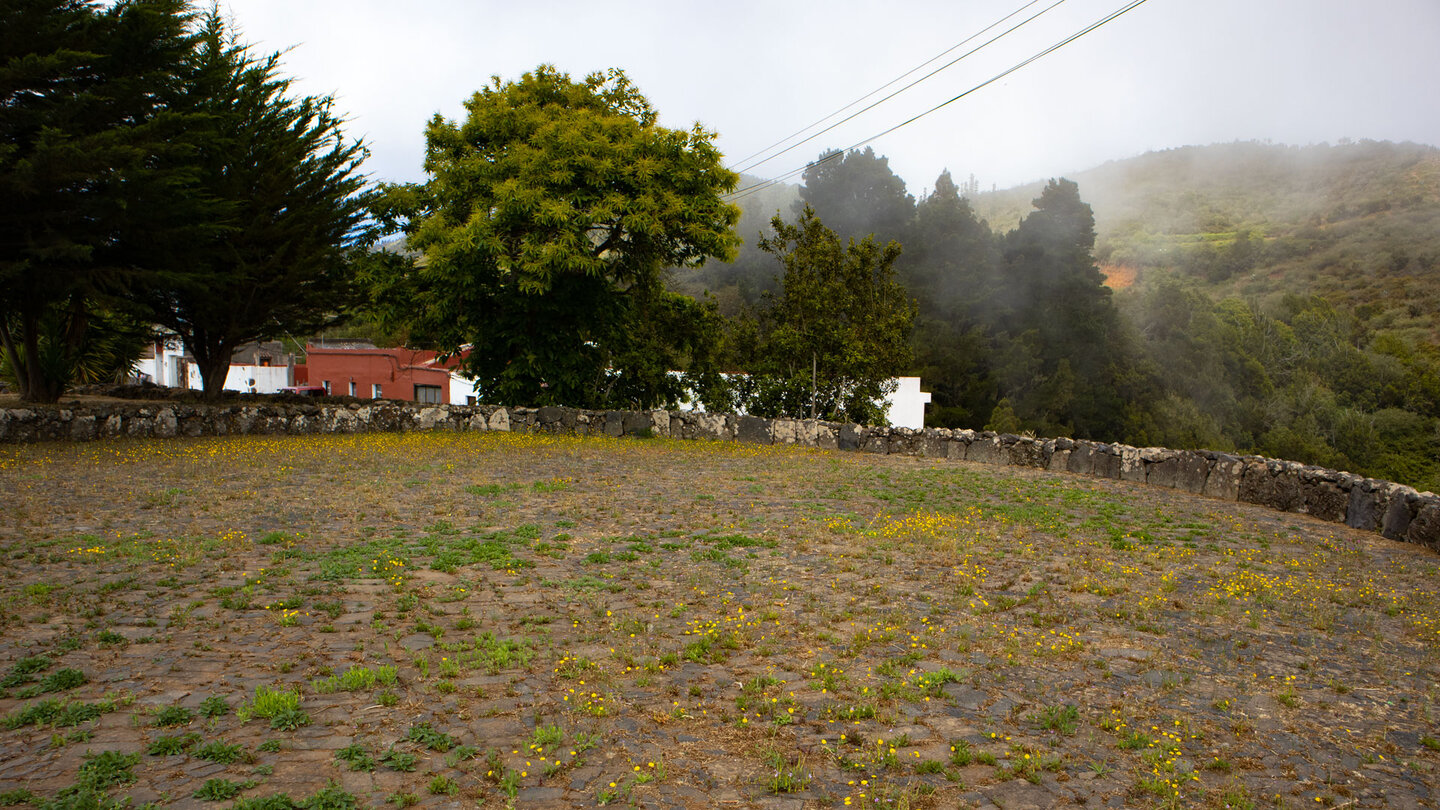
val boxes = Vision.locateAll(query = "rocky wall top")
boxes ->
[2,399,1436,551]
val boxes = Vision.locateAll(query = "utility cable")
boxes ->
[725,0,1153,203]
[730,0,1064,177]
[727,0,1051,175]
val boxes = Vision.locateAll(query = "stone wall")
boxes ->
[2,400,1436,551]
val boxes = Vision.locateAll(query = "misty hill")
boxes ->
[973,140,1440,346]
[671,141,1440,491]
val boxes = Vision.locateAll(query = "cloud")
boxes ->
[220,0,1440,191]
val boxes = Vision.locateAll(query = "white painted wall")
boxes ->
[134,342,292,394]
[887,376,932,431]
[450,372,477,406]
[179,361,292,393]
[132,339,187,388]
[219,365,291,394]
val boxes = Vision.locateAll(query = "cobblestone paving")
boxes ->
[1,431,1437,808]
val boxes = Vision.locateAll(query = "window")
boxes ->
[348,381,357,397]
[321,380,331,394]
[372,383,382,399]
[258,356,272,367]
[466,395,477,406]
[414,384,442,404]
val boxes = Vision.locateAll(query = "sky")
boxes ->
[216,0,1440,198]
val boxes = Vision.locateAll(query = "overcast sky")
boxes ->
[216,0,1440,197]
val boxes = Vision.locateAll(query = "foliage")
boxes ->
[0,307,150,393]
[735,206,916,423]
[987,179,1146,438]
[672,173,796,315]
[236,685,300,723]
[140,10,369,400]
[679,140,1439,487]
[1121,281,1440,490]
[796,147,915,246]
[193,778,254,801]
[0,0,193,402]
[404,722,459,752]
[365,65,739,409]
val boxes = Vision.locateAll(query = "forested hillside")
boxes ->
[975,140,1440,346]
[677,141,1440,491]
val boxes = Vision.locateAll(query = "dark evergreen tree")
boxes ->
[0,0,192,402]
[796,147,914,246]
[904,170,1002,426]
[903,170,997,316]
[142,10,370,399]
[990,179,1146,438]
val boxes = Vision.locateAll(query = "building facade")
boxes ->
[302,344,465,404]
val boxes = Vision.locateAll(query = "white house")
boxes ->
[132,337,189,388]
[132,339,295,394]
[449,371,478,406]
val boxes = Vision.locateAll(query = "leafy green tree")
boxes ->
[0,0,192,402]
[367,66,739,409]
[796,147,914,246]
[984,397,1021,433]
[742,206,916,424]
[142,10,369,399]
[597,289,731,410]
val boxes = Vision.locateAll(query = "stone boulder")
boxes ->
[736,415,772,444]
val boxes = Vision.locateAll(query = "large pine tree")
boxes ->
[141,10,369,399]
[0,0,192,402]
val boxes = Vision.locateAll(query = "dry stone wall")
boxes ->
[2,399,1437,551]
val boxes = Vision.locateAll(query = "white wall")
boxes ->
[132,339,187,388]
[887,376,932,431]
[450,372,477,406]
[134,343,292,394]
[220,365,291,394]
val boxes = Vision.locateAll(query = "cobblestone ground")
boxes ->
[0,431,1437,809]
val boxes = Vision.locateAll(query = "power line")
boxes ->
[726,0,1153,204]
[727,0,1055,176]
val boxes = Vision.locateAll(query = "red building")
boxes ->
[300,343,461,404]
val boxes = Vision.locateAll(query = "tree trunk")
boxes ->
[12,298,91,403]
[189,333,232,401]
[0,318,30,401]
[19,310,65,403]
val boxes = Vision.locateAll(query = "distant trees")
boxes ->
[989,178,1140,438]
[671,141,1440,490]
[365,66,740,409]
[1124,283,1440,490]
[797,147,914,246]
[896,173,1149,439]
[906,171,1000,426]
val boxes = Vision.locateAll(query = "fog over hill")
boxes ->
[967,140,1440,347]
[670,140,1440,492]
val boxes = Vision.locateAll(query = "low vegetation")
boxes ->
[1,431,1437,807]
